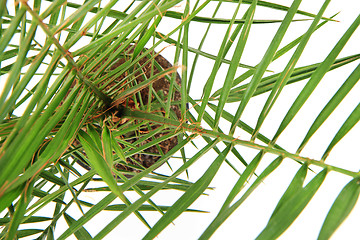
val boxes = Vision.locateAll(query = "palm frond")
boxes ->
[1,0,360,239]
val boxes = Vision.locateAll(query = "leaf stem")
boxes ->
[122,107,359,178]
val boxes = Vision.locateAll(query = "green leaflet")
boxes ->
[143,143,232,240]
[271,13,360,143]
[78,128,123,199]
[298,62,360,153]
[200,156,283,239]
[321,102,360,160]
[63,213,93,240]
[256,168,328,240]
[318,177,360,240]
[252,0,331,140]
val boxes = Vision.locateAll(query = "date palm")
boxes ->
[1,0,360,239]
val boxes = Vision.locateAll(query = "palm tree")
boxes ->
[1,0,360,239]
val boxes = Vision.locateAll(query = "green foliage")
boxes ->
[1,0,360,239]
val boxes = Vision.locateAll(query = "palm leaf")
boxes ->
[1,1,360,239]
